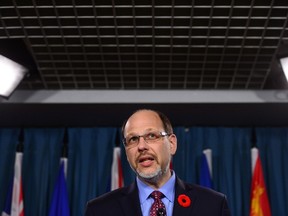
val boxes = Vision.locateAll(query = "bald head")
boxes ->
[122,109,173,138]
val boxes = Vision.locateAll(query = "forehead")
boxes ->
[124,110,163,133]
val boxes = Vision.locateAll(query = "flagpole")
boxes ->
[48,128,70,216]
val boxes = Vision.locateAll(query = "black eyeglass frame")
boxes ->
[122,131,170,147]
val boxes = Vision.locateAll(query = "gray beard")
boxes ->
[135,161,170,184]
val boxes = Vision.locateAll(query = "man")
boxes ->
[85,109,231,216]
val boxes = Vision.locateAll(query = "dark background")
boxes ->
[1,103,288,127]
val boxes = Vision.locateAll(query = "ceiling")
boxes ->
[1,0,288,91]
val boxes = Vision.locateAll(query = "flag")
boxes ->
[199,149,212,188]
[250,148,271,216]
[111,147,124,190]
[48,158,70,216]
[2,152,24,216]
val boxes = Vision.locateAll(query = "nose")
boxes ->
[137,136,148,150]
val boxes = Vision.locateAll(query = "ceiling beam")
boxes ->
[2,90,288,104]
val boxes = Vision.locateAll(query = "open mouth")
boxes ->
[138,156,155,166]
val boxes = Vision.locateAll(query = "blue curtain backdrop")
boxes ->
[0,126,288,216]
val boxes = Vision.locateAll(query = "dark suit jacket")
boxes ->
[85,177,231,216]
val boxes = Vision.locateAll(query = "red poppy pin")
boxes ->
[177,194,191,207]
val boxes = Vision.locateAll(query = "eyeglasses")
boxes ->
[123,131,170,148]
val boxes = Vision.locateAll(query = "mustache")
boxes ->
[136,152,157,162]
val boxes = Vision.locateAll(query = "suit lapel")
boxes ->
[119,181,143,216]
[173,178,196,216]
[118,178,198,216]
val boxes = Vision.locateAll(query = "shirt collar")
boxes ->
[136,170,176,204]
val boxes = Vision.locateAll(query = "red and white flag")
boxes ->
[2,152,24,216]
[250,148,271,216]
[110,147,124,190]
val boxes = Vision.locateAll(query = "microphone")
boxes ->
[157,208,166,216]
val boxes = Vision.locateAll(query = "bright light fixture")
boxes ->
[280,56,288,82]
[0,54,28,98]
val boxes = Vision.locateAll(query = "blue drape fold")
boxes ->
[0,128,20,213]
[67,127,116,216]
[22,128,65,216]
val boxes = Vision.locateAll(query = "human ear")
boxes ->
[168,134,177,155]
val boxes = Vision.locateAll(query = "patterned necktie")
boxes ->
[149,191,167,216]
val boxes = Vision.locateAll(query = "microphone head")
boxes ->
[157,208,166,216]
